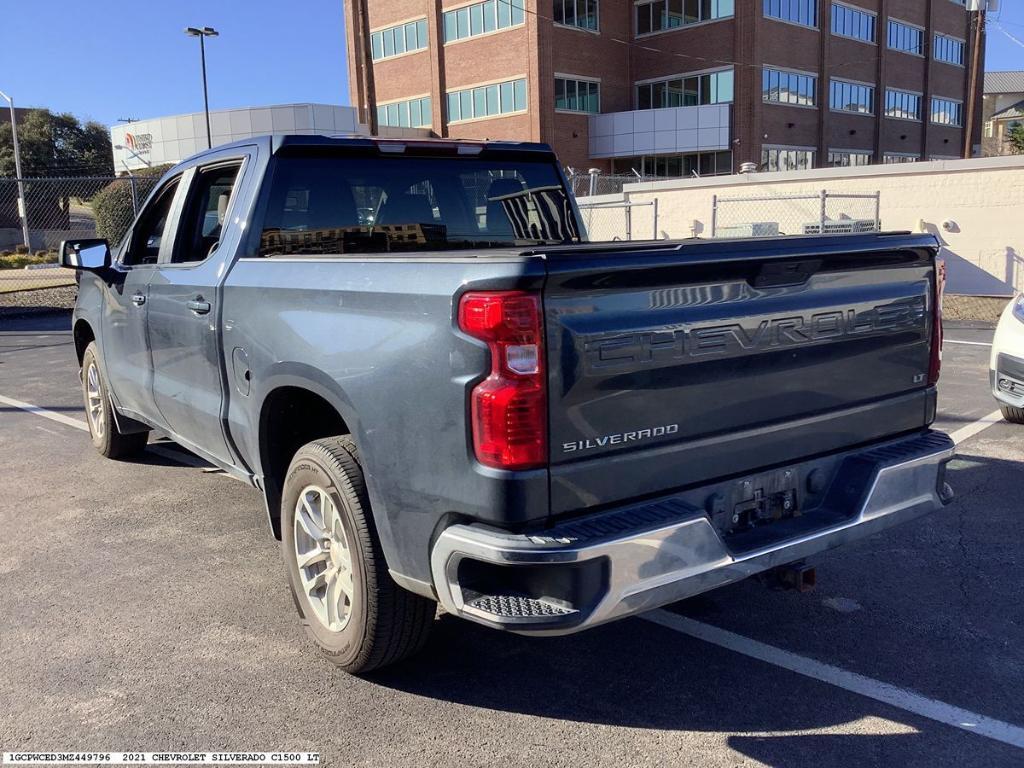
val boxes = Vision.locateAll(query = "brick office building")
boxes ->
[344,0,984,178]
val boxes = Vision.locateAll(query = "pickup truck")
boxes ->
[62,135,955,673]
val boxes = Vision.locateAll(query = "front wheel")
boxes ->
[281,436,435,673]
[1001,404,1024,424]
[81,342,148,459]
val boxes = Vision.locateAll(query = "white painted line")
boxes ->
[945,339,993,347]
[1,392,242,482]
[0,393,88,432]
[949,410,1005,445]
[644,610,1024,750]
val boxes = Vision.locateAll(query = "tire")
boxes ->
[1001,404,1024,424]
[281,436,435,673]
[81,342,148,459]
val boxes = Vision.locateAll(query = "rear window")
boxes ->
[256,152,580,256]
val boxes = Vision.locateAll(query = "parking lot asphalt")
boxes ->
[1,315,1022,767]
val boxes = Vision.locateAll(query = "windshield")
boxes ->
[257,152,580,256]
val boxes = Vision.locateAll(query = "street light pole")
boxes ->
[185,26,219,149]
[0,89,31,249]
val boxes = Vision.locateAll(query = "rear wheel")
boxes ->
[1001,404,1024,424]
[281,436,435,673]
[81,342,148,459]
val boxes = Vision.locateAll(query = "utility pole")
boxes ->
[963,3,986,158]
[185,26,219,149]
[0,89,30,249]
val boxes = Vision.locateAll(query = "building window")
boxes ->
[831,3,875,43]
[555,77,600,113]
[554,0,599,31]
[827,149,872,166]
[887,19,923,55]
[371,19,429,61]
[884,153,919,163]
[884,88,921,121]
[377,96,433,128]
[763,67,817,107]
[443,0,525,43]
[931,97,963,127]
[762,146,816,171]
[447,78,527,123]
[612,151,733,178]
[636,0,734,36]
[763,0,818,28]
[829,79,874,114]
[636,68,734,109]
[933,34,965,66]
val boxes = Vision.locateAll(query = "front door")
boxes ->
[146,157,246,465]
[100,176,183,420]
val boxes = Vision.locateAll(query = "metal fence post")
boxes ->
[820,189,827,232]
[711,195,718,237]
[625,203,632,241]
[128,174,139,216]
[652,197,659,240]
[874,191,881,232]
[588,168,600,198]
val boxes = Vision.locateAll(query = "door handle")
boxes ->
[131,293,146,307]
[187,298,212,315]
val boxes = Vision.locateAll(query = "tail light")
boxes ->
[458,291,546,470]
[929,259,946,386]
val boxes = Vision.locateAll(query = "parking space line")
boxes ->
[644,610,1024,750]
[949,410,1005,445]
[0,391,243,482]
[0,393,88,432]
[945,339,993,347]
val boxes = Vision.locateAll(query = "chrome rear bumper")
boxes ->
[430,431,955,635]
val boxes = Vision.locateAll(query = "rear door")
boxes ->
[542,235,939,515]
[146,151,249,464]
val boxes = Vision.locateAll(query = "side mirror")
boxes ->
[60,238,111,271]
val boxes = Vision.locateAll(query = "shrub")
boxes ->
[91,164,173,246]
[0,252,56,269]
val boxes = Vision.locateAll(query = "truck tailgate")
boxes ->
[542,234,939,515]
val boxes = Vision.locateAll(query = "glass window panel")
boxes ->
[486,84,500,115]
[499,80,514,112]
[483,0,497,31]
[382,29,394,57]
[371,32,383,60]
[444,12,458,41]
[473,87,487,117]
[470,3,484,35]
[511,0,525,24]
[417,19,428,47]
[447,93,460,122]
[499,0,513,27]
[393,26,406,54]
[457,8,470,38]
[514,79,527,111]
[460,90,472,119]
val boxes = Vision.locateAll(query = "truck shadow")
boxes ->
[368,452,1023,767]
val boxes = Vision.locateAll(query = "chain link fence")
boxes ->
[711,191,881,239]
[577,199,660,242]
[567,169,653,199]
[0,176,158,312]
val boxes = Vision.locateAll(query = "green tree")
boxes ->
[92,164,173,245]
[1007,122,1024,155]
[0,109,113,177]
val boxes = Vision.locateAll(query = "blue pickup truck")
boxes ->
[62,135,954,673]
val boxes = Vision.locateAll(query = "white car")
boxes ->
[991,295,1024,424]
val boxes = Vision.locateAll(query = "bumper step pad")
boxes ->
[466,594,578,619]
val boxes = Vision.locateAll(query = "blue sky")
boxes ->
[1,1,1022,128]
[2,0,349,126]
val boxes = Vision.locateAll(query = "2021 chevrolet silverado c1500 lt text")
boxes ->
[63,136,954,673]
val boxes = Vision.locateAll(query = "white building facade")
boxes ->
[110,103,367,171]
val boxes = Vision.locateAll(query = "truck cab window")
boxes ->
[173,163,242,264]
[257,153,579,256]
[123,178,180,266]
